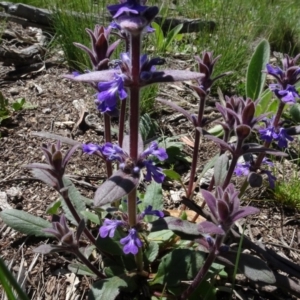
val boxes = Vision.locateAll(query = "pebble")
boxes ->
[8,87,19,96]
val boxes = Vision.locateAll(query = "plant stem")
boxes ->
[186,95,206,200]
[128,33,143,272]
[239,101,286,197]
[59,180,113,259]
[104,113,112,177]
[118,99,127,147]
[74,248,106,279]
[179,235,223,300]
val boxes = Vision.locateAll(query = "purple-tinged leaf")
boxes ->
[203,133,233,153]
[198,221,225,235]
[33,244,67,254]
[31,131,81,147]
[107,39,121,58]
[31,169,59,188]
[242,102,255,125]
[62,144,81,169]
[201,190,218,220]
[149,216,200,236]
[73,42,97,67]
[231,206,259,223]
[217,200,230,222]
[235,124,251,140]
[219,251,275,284]
[214,154,229,187]
[145,70,204,85]
[26,163,54,171]
[156,97,194,124]
[243,147,287,157]
[63,70,116,83]
[76,219,86,241]
[94,170,139,207]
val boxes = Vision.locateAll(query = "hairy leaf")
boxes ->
[88,276,127,300]
[151,249,206,285]
[214,154,229,187]
[246,39,270,100]
[0,209,51,237]
[219,251,275,284]
[61,177,87,225]
[143,181,163,222]
[144,241,159,263]
[94,170,139,207]
[68,263,96,278]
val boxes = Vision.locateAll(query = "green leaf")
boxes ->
[61,177,88,224]
[140,113,159,141]
[246,39,270,100]
[213,154,229,187]
[81,211,100,225]
[88,276,128,300]
[0,257,30,300]
[152,22,164,50]
[0,209,51,237]
[46,200,61,215]
[220,251,276,284]
[68,263,96,277]
[151,249,206,285]
[11,98,26,111]
[163,169,181,181]
[144,241,159,263]
[149,216,201,239]
[164,23,183,51]
[147,230,175,244]
[208,124,224,137]
[142,181,163,222]
[290,103,300,122]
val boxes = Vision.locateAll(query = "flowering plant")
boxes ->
[1,1,300,299]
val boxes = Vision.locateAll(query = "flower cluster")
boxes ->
[202,184,259,231]
[266,54,300,104]
[82,141,168,183]
[100,205,164,254]
[234,156,276,188]
[259,117,293,148]
[95,73,127,114]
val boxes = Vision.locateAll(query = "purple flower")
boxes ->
[120,228,142,255]
[82,143,103,155]
[107,0,148,18]
[275,128,293,148]
[234,162,251,176]
[266,64,284,79]
[270,84,300,104]
[259,118,293,148]
[140,205,164,218]
[96,73,127,113]
[263,170,277,189]
[262,157,273,167]
[99,219,124,238]
[143,160,165,183]
[141,141,168,161]
[102,142,127,162]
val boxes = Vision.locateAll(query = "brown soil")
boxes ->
[0,22,300,300]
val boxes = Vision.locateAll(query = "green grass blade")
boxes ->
[0,258,30,300]
[151,22,164,50]
[163,23,183,51]
[246,39,270,100]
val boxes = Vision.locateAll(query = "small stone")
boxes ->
[42,108,51,114]
[6,187,21,198]
[0,192,12,210]
[9,88,19,96]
